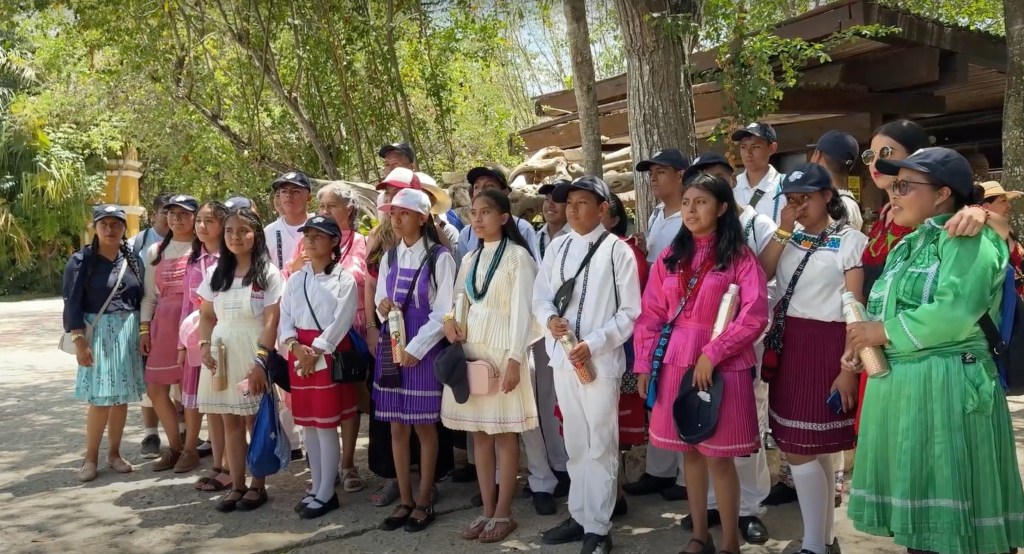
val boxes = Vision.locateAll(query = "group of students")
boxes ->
[61,121,1024,554]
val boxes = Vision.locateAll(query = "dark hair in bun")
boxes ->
[873,119,931,154]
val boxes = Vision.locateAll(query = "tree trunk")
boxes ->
[563,0,603,178]
[1005,0,1024,234]
[385,0,422,172]
[613,0,698,232]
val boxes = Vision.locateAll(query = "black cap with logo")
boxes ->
[774,163,833,198]
[92,204,127,223]
[731,122,778,144]
[552,175,611,203]
[271,171,312,191]
[876,147,975,199]
[683,153,735,184]
[378,142,416,163]
[635,148,690,172]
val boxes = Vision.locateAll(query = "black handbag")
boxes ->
[301,273,370,384]
[553,232,610,317]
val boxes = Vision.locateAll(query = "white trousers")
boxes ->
[645,444,686,485]
[554,368,620,535]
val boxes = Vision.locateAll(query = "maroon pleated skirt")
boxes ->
[768,316,855,455]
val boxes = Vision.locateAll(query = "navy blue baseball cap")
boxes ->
[552,175,611,203]
[775,163,833,198]
[298,215,341,238]
[271,170,312,191]
[876,147,975,198]
[92,204,127,223]
[672,368,723,445]
[636,148,690,172]
[164,194,199,213]
[731,121,778,143]
[538,178,570,196]
[812,130,860,168]
[223,196,252,210]
[683,152,734,184]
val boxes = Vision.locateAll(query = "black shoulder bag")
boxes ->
[553,232,611,317]
[761,221,842,382]
[302,272,370,383]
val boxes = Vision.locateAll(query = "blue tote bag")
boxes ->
[247,384,291,478]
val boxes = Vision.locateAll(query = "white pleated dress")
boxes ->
[440,242,542,434]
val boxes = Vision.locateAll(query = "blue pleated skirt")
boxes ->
[74,311,146,406]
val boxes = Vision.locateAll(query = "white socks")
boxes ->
[144,427,158,438]
[315,427,340,502]
[819,453,837,545]
[791,458,831,554]
[304,427,322,506]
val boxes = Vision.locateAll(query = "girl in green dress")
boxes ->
[845,147,1024,554]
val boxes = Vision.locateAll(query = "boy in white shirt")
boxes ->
[265,171,313,274]
[534,176,641,554]
[732,122,787,225]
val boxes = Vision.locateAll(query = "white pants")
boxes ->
[554,368,620,535]
[277,386,302,448]
[646,444,685,485]
[707,372,771,516]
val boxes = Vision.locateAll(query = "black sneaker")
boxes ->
[622,473,674,496]
[659,484,688,501]
[580,533,613,554]
[140,434,160,459]
[553,470,571,497]
[451,464,478,483]
[533,491,557,515]
[541,517,584,545]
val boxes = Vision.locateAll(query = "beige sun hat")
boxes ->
[980,181,1024,201]
[415,172,452,215]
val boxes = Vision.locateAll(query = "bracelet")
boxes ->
[775,228,793,238]
[71,333,87,344]
[442,313,455,324]
[254,356,267,369]
[139,323,150,331]
[199,339,212,347]
[771,231,790,245]
[365,321,378,330]
[970,205,992,223]
[256,348,269,357]
[139,330,150,336]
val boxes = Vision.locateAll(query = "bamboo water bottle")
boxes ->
[711,284,741,340]
[841,292,890,378]
[388,308,406,361]
[558,329,596,384]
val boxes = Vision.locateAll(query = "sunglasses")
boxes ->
[889,179,933,197]
[861,146,893,165]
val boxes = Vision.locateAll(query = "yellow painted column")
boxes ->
[103,147,144,237]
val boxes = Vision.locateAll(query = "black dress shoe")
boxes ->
[580,532,613,553]
[299,494,340,519]
[612,497,627,518]
[553,470,571,497]
[522,483,533,498]
[739,515,769,545]
[660,484,688,501]
[533,491,557,515]
[681,509,721,531]
[622,473,675,496]
[826,538,841,554]
[451,464,478,483]
[541,516,584,545]
[763,482,798,506]
[404,504,436,533]
[290,448,304,461]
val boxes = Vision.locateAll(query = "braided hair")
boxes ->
[85,233,142,288]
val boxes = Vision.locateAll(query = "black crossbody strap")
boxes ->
[302,273,323,332]
[572,232,610,280]
[748,189,766,209]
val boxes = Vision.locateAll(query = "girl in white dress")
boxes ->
[197,208,284,513]
[442,189,542,543]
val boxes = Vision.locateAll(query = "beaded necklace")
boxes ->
[467,237,507,301]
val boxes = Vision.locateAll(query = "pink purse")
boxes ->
[467,360,500,396]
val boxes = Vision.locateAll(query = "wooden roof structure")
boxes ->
[516,0,1007,158]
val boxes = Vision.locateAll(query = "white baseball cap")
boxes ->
[379,188,432,216]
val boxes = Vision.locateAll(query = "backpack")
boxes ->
[978,264,1024,396]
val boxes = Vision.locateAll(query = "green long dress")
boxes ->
[849,215,1024,553]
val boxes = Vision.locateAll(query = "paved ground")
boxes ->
[2,297,1022,554]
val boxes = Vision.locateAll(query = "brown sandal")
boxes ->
[478,516,517,544]
[461,516,490,540]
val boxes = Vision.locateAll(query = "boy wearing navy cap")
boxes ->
[533,176,642,553]
[266,171,314,274]
[732,122,787,225]
[810,130,864,231]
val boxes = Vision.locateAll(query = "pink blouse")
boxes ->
[177,246,219,348]
[634,236,768,373]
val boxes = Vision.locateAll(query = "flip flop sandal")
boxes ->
[461,516,491,540]
[478,516,517,544]
[199,472,232,493]
[194,467,224,490]
[342,467,365,493]
[370,479,400,507]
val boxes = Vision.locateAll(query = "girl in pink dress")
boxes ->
[140,194,197,473]
[179,200,227,491]
[635,175,769,554]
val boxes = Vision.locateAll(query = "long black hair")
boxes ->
[606,194,629,237]
[188,201,229,265]
[152,201,195,265]
[388,204,446,289]
[473,189,535,259]
[664,174,746,272]
[211,208,272,292]
[825,187,849,223]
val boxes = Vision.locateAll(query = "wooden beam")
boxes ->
[695,113,875,155]
[838,46,941,91]
[517,109,630,153]
[519,100,627,135]
[532,75,627,117]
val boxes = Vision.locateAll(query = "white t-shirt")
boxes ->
[740,205,779,308]
[197,265,285,317]
[837,190,864,232]
[776,226,867,322]
[264,217,309,269]
[646,203,682,264]
[734,165,787,225]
